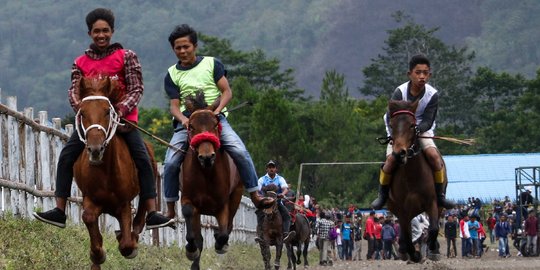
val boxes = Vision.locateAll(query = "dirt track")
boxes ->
[306,240,540,270]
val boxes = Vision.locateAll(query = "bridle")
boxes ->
[187,110,222,152]
[389,109,421,160]
[75,96,122,147]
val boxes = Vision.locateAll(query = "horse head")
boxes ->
[76,77,122,165]
[185,91,222,168]
[388,100,419,165]
[261,184,279,216]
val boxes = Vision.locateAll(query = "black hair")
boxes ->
[320,211,327,219]
[86,8,115,32]
[168,24,198,47]
[408,54,430,71]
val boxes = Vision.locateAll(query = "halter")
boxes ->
[390,109,420,159]
[187,110,222,150]
[75,96,123,146]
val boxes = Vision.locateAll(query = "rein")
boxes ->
[75,96,122,146]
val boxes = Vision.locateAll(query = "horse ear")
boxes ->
[209,96,221,111]
[107,78,124,104]
[79,78,87,97]
[410,100,419,113]
[185,97,195,113]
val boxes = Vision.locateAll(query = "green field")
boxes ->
[0,215,318,269]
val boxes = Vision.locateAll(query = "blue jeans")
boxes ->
[461,237,471,257]
[498,237,508,256]
[163,114,259,202]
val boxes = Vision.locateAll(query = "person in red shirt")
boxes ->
[365,211,376,260]
[486,213,496,244]
[33,8,173,230]
[374,217,383,259]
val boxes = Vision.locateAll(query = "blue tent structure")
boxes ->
[444,153,540,204]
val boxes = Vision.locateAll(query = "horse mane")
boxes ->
[184,91,222,113]
[388,99,418,115]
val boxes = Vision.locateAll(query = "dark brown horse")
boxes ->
[257,184,286,270]
[386,100,443,262]
[286,211,311,270]
[73,77,149,269]
[181,92,244,270]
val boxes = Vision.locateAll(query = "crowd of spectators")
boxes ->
[294,190,539,266]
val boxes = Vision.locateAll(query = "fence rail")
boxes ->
[0,90,257,247]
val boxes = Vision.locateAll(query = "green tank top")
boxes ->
[167,56,227,114]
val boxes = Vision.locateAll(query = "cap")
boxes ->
[266,160,276,167]
[526,186,532,192]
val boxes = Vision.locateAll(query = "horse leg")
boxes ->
[214,204,230,254]
[397,221,413,261]
[303,240,310,267]
[275,241,283,270]
[259,242,272,270]
[116,203,138,259]
[181,204,200,262]
[132,198,146,234]
[81,201,106,269]
[285,242,295,270]
[426,206,441,261]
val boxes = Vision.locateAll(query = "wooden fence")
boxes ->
[0,90,258,247]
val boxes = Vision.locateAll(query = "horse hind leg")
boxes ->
[214,207,232,254]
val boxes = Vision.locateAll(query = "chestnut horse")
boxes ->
[181,92,244,270]
[73,77,149,269]
[386,100,443,262]
[257,184,286,270]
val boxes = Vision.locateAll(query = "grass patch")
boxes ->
[0,215,319,269]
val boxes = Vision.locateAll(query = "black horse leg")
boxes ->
[426,208,441,261]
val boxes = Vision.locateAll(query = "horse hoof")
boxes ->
[427,253,441,261]
[124,248,138,259]
[90,250,106,265]
[186,248,200,261]
[215,244,229,254]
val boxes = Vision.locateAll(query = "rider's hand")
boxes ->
[277,193,284,199]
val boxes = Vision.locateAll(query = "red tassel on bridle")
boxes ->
[190,131,221,149]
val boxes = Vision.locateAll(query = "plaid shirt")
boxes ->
[316,218,334,240]
[68,43,143,116]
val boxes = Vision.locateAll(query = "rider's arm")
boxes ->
[214,59,231,115]
[68,62,82,113]
[164,73,189,128]
[417,93,438,133]
[118,49,143,118]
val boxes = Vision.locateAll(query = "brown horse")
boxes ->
[180,92,244,270]
[73,77,149,269]
[386,100,443,262]
[257,184,286,270]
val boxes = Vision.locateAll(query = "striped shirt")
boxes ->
[68,43,143,116]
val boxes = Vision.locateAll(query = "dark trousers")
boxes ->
[55,129,156,200]
[366,236,375,259]
[446,237,457,257]
[342,239,352,259]
[461,237,471,257]
[383,239,395,259]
